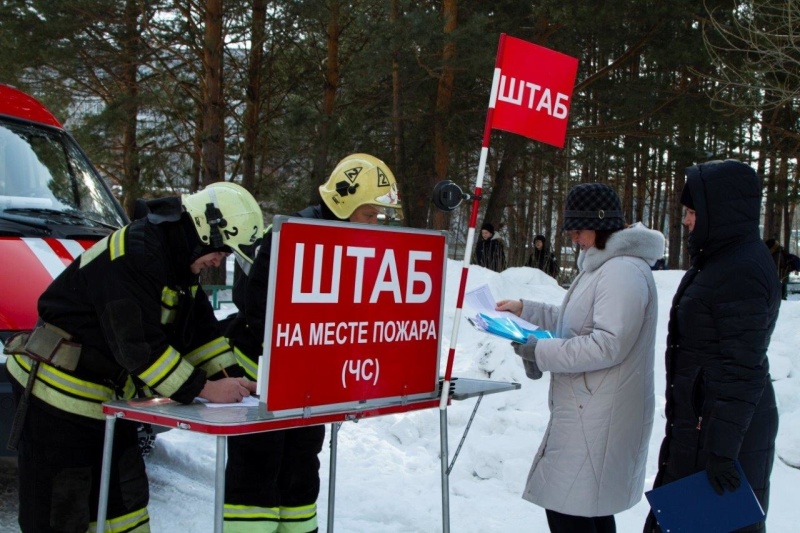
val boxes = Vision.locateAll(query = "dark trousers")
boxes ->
[12,383,148,532]
[546,509,616,533]
[225,425,325,523]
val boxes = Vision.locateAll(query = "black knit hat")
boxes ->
[481,222,495,235]
[563,183,625,231]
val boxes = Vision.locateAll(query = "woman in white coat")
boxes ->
[498,183,664,533]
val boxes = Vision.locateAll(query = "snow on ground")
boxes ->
[136,262,800,532]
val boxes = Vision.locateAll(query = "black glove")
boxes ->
[705,454,740,495]
[512,338,542,380]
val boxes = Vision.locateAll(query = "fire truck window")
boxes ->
[0,125,60,201]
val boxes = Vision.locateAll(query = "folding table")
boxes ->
[97,377,519,532]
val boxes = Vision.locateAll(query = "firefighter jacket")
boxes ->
[6,207,237,421]
[227,204,339,379]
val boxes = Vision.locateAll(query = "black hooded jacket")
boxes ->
[651,160,780,524]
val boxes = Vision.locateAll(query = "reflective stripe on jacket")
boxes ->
[6,353,136,420]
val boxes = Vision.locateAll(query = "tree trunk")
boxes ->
[430,0,457,231]
[485,135,525,243]
[120,0,142,217]
[310,0,340,203]
[202,0,225,187]
[201,0,226,286]
[390,0,407,220]
[242,0,267,193]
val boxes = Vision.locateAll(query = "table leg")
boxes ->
[327,422,340,533]
[440,408,450,533]
[215,435,226,533]
[97,414,117,531]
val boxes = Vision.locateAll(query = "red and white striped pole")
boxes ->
[438,34,507,410]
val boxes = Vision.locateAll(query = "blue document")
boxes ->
[645,462,764,533]
[468,313,554,343]
[463,284,554,343]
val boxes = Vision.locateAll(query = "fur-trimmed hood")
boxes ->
[578,222,664,273]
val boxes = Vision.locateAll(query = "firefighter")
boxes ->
[224,154,402,533]
[4,182,263,533]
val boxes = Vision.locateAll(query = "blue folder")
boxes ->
[645,462,764,533]
[469,313,554,343]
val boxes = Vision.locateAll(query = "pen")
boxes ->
[220,365,230,378]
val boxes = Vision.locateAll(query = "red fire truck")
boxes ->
[0,83,128,455]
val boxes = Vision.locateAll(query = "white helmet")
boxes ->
[182,182,264,264]
[319,153,402,220]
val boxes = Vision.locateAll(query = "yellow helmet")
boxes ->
[181,182,264,264]
[319,153,402,220]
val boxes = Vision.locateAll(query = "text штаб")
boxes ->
[291,243,433,304]
[497,74,569,119]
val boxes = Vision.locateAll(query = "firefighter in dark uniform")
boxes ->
[224,154,402,533]
[4,182,263,533]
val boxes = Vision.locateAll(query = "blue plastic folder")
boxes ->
[468,313,554,343]
[645,462,764,533]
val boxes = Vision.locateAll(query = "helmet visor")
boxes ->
[377,205,403,222]
[374,183,402,222]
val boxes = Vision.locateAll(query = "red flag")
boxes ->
[490,35,579,148]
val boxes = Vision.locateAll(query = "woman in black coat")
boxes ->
[644,160,780,533]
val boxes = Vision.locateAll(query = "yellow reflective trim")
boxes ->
[198,351,237,378]
[80,235,110,268]
[139,356,194,397]
[184,337,229,367]
[136,384,156,398]
[88,506,149,533]
[233,346,258,380]
[279,503,316,520]
[190,285,199,297]
[224,503,280,533]
[153,357,195,398]
[138,351,195,398]
[10,354,111,401]
[6,354,119,420]
[185,337,237,376]
[277,512,318,533]
[224,504,280,521]
[162,287,179,306]
[138,346,182,387]
[160,308,176,325]
[109,226,128,260]
[161,287,179,325]
[278,503,318,532]
[224,522,278,533]
[120,377,137,400]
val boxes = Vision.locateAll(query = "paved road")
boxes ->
[0,456,18,532]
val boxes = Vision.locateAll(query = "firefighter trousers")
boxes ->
[223,425,325,533]
[11,381,150,533]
